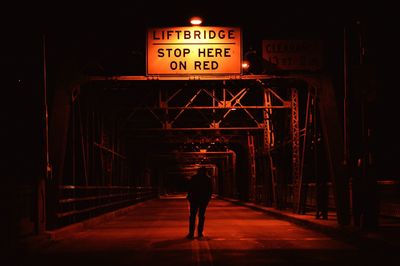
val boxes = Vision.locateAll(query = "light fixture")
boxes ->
[190,16,202,25]
[242,60,250,69]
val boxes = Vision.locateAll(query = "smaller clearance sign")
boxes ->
[147,26,241,75]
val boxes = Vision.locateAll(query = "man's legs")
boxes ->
[197,202,208,237]
[187,202,199,238]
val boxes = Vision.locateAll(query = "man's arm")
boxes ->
[187,178,192,200]
[207,177,213,200]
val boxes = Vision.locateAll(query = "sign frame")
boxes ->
[146,26,242,76]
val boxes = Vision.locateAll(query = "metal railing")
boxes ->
[56,186,158,226]
[303,181,400,218]
[265,180,400,219]
[377,180,400,218]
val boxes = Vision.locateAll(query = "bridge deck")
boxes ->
[18,196,398,266]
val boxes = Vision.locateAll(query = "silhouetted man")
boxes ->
[186,166,213,239]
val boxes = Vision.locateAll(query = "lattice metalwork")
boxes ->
[247,134,257,201]
[263,89,275,151]
[291,88,301,213]
[89,75,292,132]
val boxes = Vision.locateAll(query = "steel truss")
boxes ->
[291,88,301,213]
[89,75,291,131]
[87,74,315,210]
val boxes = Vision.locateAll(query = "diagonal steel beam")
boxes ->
[170,89,203,125]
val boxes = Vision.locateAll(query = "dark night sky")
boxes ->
[5,1,395,72]
[3,1,399,179]
[4,1,393,33]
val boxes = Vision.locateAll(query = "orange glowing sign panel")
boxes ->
[147,27,241,75]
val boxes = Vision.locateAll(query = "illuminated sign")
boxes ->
[147,27,241,75]
[262,40,323,71]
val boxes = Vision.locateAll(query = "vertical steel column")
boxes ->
[85,105,90,184]
[263,89,275,206]
[263,89,275,150]
[291,88,301,213]
[212,88,216,126]
[110,117,115,186]
[91,110,96,185]
[47,85,74,229]
[222,156,229,196]
[247,134,257,201]
[78,98,88,185]
[99,113,105,185]
[72,90,76,186]
[318,76,350,225]
[160,88,170,129]
[298,90,311,214]
[38,35,48,233]
[102,120,111,186]
[230,150,237,198]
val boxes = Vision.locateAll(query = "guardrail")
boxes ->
[262,180,400,218]
[303,181,400,218]
[56,186,158,227]
[377,180,400,218]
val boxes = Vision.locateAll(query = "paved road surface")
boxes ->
[17,197,399,266]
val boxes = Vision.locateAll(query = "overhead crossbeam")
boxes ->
[113,84,291,130]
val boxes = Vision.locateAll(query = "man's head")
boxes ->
[198,166,207,175]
